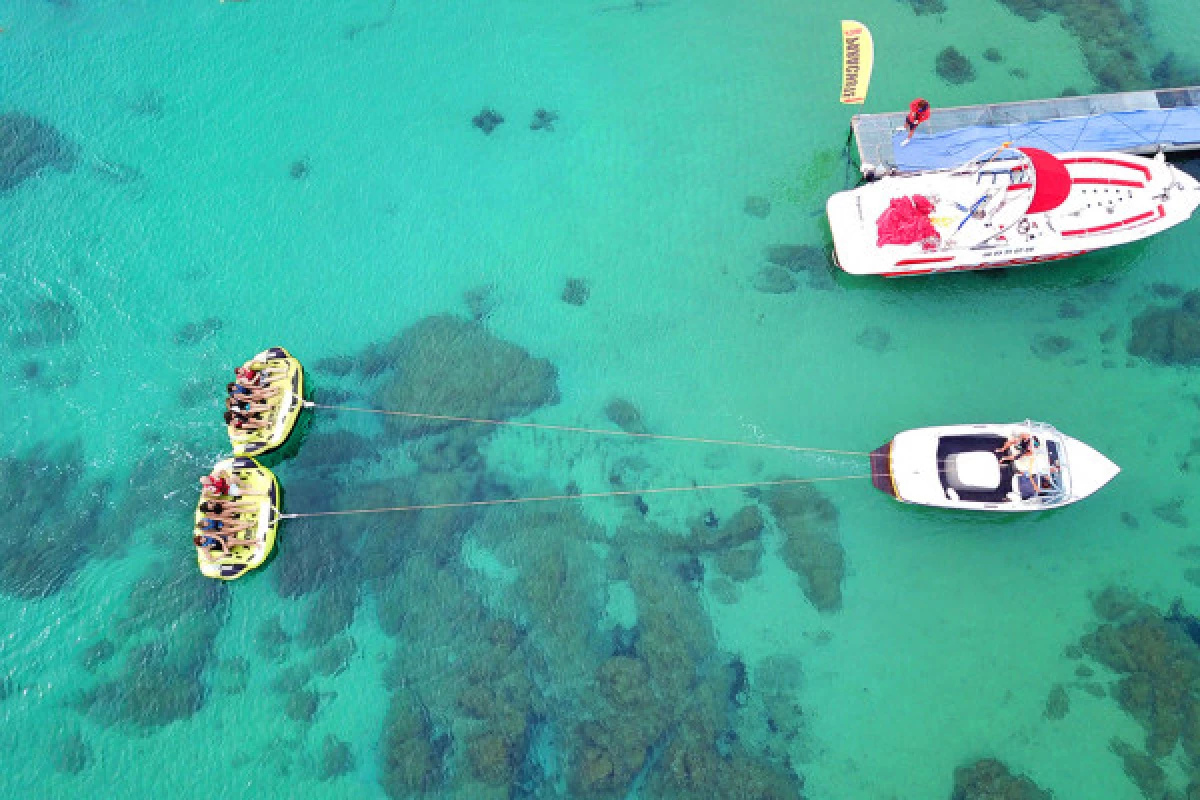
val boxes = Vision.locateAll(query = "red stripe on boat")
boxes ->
[1072,177,1144,188]
[893,256,955,266]
[1062,207,1161,236]
[1007,182,1032,191]
[1060,156,1152,180]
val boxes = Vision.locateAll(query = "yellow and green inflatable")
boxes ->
[228,346,305,457]
[193,457,280,581]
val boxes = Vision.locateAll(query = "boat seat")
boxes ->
[944,451,1002,491]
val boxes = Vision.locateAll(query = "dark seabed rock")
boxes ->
[766,244,825,272]
[753,265,796,294]
[604,397,646,434]
[12,298,80,348]
[855,326,890,353]
[1057,300,1083,319]
[1153,498,1187,528]
[1129,292,1200,365]
[177,378,213,409]
[79,639,117,672]
[0,112,77,191]
[743,195,771,219]
[79,568,229,728]
[1110,738,1168,800]
[379,693,447,796]
[91,157,143,185]
[473,108,504,134]
[1031,333,1072,358]
[173,317,223,346]
[126,88,165,117]
[767,484,844,612]
[1120,511,1139,529]
[903,0,946,14]
[951,758,1051,799]
[55,730,91,775]
[1009,67,1028,80]
[368,314,559,439]
[1044,684,1069,719]
[530,108,558,131]
[764,243,836,290]
[562,277,590,306]
[463,283,498,320]
[936,46,976,84]
[983,47,1003,63]
[314,355,356,377]
[290,158,310,180]
[995,0,1149,90]
[0,443,103,598]
[318,734,355,780]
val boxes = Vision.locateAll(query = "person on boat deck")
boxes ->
[996,432,1035,465]
[225,410,270,430]
[199,499,258,519]
[196,516,253,536]
[904,98,931,143]
[192,532,257,560]
[200,470,242,498]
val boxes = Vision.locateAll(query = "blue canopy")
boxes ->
[894,107,1200,171]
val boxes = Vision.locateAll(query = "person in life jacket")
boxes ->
[903,98,931,145]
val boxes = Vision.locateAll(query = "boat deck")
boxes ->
[852,86,1200,177]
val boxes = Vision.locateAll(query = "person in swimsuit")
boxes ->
[996,432,1034,465]
[196,516,253,536]
[225,396,272,415]
[227,381,279,400]
[192,532,258,561]
[198,500,258,520]
[224,410,270,430]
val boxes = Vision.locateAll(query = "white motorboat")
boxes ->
[828,146,1200,277]
[869,421,1119,512]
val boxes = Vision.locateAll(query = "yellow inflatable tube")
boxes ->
[228,346,305,457]
[193,457,281,581]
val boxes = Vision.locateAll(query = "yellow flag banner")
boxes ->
[840,20,873,104]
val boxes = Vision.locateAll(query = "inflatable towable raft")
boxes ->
[194,457,281,580]
[229,346,305,457]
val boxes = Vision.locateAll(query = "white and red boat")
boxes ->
[827,146,1200,277]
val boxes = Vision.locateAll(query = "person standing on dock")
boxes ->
[902,98,931,145]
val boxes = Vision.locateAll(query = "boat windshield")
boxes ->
[1022,420,1070,504]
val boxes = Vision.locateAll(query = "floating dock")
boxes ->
[852,85,1200,177]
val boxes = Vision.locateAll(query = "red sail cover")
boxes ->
[1018,147,1071,213]
[876,195,939,247]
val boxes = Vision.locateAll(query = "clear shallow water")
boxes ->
[3,0,1200,798]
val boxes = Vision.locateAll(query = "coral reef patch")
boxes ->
[530,109,558,131]
[0,112,77,191]
[367,314,559,439]
[744,195,771,219]
[1129,292,1200,365]
[1075,588,1200,796]
[563,277,591,306]
[766,484,844,612]
[951,758,1051,800]
[0,442,106,599]
[936,47,976,84]
[473,108,504,135]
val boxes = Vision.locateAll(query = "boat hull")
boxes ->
[829,150,1200,277]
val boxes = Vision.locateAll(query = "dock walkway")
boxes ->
[852,86,1200,177]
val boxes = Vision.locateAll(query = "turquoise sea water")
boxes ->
[5,0,1200,797]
